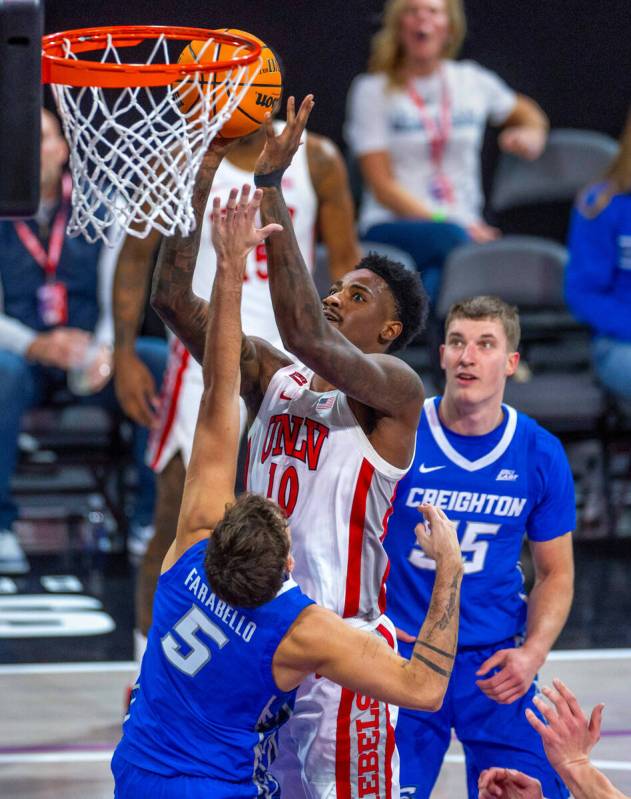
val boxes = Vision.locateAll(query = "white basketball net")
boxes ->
[50,33,261,246]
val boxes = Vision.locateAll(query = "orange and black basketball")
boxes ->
[175,29,283,138]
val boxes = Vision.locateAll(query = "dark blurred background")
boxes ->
[45,0,631,148]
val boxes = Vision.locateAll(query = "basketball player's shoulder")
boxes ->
[374,352,424,397]
[306,132,346,191]
[281,604,345,656]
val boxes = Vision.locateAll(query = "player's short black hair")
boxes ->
[358,251,429,352]
[204,493,290,608]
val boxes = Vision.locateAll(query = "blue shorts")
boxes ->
[111,749,264,799]
[396,639,569,799]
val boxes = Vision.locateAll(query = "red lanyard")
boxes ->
[407,70,452,168]
[14,173,72,280]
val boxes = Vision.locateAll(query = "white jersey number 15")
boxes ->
[408,521,500,574]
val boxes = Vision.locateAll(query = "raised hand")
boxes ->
[414,503,461,569]
[526,679,604,772]
[254,95,315,177]
[210,184,283,271]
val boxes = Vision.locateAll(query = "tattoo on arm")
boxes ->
[416,640,455,660]
[426,573,461,640]
[151,155,223,361]
[411,652,452,678]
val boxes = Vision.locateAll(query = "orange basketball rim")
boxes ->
[41,25,262,88]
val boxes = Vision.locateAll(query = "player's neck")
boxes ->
[438,393,505,436]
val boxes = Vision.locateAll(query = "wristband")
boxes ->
[430,210,448,223]
[253,168,286,189]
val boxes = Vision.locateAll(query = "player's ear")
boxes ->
[505,350,520,377]
[439,343,446,369]
[380,319,402,347]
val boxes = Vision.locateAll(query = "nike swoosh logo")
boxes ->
[418,464,446,473]
[279,390,293,401]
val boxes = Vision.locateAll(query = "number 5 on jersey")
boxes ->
[409,521,500,574]
[162,605,229,677]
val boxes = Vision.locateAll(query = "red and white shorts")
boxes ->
[146,338,248,473]
[271,614,400,799]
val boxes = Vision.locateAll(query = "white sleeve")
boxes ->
[344,73,390,156]
[465,61,517,126]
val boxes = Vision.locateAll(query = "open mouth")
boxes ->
[456,373,477,383]
[323,310,341,323]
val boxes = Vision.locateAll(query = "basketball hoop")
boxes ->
[42,26,262,245]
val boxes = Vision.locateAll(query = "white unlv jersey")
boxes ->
[148,129,317,472]
[246,363,410,621]
[192,125,317,340]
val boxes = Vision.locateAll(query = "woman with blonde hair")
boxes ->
[345,0,549,299]
[566,111,631,401]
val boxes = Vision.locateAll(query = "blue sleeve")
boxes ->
[526,429,576,542]
[565,193,631,340]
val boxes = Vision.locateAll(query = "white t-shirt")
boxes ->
[345,60,517,231]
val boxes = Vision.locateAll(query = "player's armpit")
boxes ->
[240,335,291,418]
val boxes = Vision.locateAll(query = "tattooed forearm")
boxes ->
[411,568,461,682]
[415,640,456,660]
[151,153,224,360]
[426,572,461,640]
[260,186,327,347]
[411,652,452,677]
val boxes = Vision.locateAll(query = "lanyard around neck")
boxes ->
[14,172,72,279]
[407,69,452,168]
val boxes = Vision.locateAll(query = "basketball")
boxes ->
[175,29,283,138]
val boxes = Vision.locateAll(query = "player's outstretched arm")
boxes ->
[274,504,463,710]
[257,97,422,419]
[526,680,628,799]
[151,141,229,364]
[168,187,282,562]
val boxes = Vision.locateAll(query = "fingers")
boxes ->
[588,703,605,742]
[286,95,295,124]
[224,187,239,225]
[525,707,547,737]
[395,626,416,643]
[476,650,506,677]
[258,223,283,239]
[532,694,559,725]
[551,679,583,719]
[262,111,276,141]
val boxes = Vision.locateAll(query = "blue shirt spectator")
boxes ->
[565,112,631,400]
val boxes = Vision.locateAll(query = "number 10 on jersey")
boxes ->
[266,463,299,517]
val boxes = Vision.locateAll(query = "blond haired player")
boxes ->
[112,119,361,655]
[152,96,430,798]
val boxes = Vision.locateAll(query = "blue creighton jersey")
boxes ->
[385,397,575,648]
[115,539,314,796]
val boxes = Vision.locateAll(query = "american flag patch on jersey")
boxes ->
[316,395,335,411]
